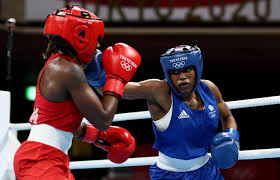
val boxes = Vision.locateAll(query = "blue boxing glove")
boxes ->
[84,49,106,86]
[210,128,240,169]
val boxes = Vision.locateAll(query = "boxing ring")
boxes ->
[1,90,280,179]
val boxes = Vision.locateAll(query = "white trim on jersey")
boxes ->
[153,95,173,132]
[27,124,73,154]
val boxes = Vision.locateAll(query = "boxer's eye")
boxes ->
[182,66,193,73]
[169,69,179,75]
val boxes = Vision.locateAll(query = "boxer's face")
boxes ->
[169,66,196,95]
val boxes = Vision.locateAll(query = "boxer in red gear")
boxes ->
[13,5,140,180]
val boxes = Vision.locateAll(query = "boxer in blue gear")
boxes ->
[88,41,239,179]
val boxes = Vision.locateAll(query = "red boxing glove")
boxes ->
[102,43,141,99]
[80,123,136,164]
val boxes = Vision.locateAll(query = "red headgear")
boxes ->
[44,5,104,63]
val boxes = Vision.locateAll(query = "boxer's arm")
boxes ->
[202,80,237,131]
[122,79,168,100]
[63,62,118,131]
[92,78,168,101]
[204,80,239,169]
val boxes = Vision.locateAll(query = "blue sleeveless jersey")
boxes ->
[152,81,219,160]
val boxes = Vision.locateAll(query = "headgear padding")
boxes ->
[44,5,104,63]
[160,43,203,97]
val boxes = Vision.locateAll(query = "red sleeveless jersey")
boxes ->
[29,53,83,134]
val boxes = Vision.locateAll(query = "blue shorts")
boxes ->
[149,158,224,180]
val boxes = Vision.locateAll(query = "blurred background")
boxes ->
[0,0,280,179]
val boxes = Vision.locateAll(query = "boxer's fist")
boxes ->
[84,49,106,86]
[98,126,136,164]
[80,124,136,164]
[210,128,240,169]
[102,43,141,99]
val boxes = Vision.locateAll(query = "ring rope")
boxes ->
[68,148,280,170]
[226,95,280,109]
[9,95,280,130]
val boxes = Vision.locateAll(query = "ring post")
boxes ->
[5,18,16,92]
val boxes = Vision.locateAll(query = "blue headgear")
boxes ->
[160,43,203,97]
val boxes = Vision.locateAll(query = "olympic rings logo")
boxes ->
[121,61,133,71]
[172,61,185,69]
